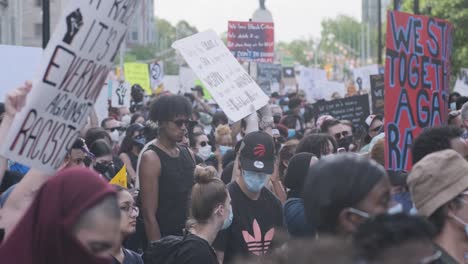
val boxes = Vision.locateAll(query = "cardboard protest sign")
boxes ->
[0,1,138,173]
[384,11,453,171]
[311,95,370,129]
[370,74,385,114]
[298,67,327,101]
[454,68,468,96]
[173,30,269,122]
[0,45,42,102]
[257,63,282,95]
[124,62,151,95]
[95,81,110,124]
[149,61,164,89]
[353,65,379,92]
[313,80,347,101]
[111,80,131,108]
[227,21,274,63]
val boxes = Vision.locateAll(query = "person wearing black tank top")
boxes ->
[138,95,196,246]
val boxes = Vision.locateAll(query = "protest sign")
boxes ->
[149,61,164,89]
[370,74,385,114]
[111,80,131,108]
[283,67,295,78]
[384,11,453,171]
[227,21,274,63]
[173,30,269,122]
[311,95,370,129]
[162,75,181,94]
[124,62,151,95]
[179,67,198,93]
[95,81,110,124]
[110,165,127,188]
[298,67,327,101]
[353,65,379,92]
[0,45,42,102]
[454,68,468,96]
[281,56,295,67]
[313,80,347,101]
[257,63,282,95]
[0,1,138,173]
[194,79,213,100]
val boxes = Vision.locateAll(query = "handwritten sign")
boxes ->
[370,74,385,114]
[257,63,282,95]
[313,80,347,101]
[353,65,379,92]
[0,1,138,173]
[124,62,151,95]
[298,67,327,101]
[454,68,468,96]
[111,80,131,108]
[311,95,370,129]
[384,11,453,171]
[173,30,269,122]
[150,61,164,89]
[227,21,274,63]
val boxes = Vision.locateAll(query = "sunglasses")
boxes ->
[334,131,349,140]
[370,125,382,133]
[106,127,124,132]
[171,119,191,128]
[199,141,211,147]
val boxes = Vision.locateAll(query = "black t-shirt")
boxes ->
[112,248,144,264]
[213,182,284,263]
[175,233,219,264]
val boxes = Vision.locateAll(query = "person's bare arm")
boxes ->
[119,153,137,183]
[139,150,162,241]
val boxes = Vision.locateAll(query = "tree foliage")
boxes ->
[320,15,362,57]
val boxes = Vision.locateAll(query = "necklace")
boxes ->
[157,140,179,157]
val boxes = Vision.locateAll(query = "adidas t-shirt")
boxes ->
[213,181,284,263]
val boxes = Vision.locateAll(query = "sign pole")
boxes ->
[42,0,50,48]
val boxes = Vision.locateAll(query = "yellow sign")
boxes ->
[110,165,127,189]
[124,63,151,95]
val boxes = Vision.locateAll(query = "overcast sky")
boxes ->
[154,0,362,42]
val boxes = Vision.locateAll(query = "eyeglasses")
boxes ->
[348,208,370,219]
[419,250,442,264]
[120,205,139,215]
[171,119,191,128]
[370,125,382,133]
[334,131,349,140]
[199,141,211,147]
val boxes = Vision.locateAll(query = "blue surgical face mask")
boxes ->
[243,170,270,193]
[392,192,413,213]
[219,145,232,157]
[388,203,403,215]
[222,207,234,230]
[288,129,296,139]
[450,102,457,111]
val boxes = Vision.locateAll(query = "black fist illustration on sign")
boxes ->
[116,83,127,106]
[63,8,84,45]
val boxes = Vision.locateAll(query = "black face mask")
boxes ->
[94,163,116,181]
[338,136,354,151]
[273,115,282,124]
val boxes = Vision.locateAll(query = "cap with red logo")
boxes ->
[239,131,275,174]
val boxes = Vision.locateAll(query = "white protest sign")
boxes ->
[454,68,468,96]
[353,65,379,92]
[314,80,347,100]
[179,67,197,93]
[150,61,164,88]
[111,80,131,108]
[95,81,110,125]
[0,1,139,173]
[298,67,327,101]
[0,45,42,102]
[172,30,269,122]
[163,75,182,94]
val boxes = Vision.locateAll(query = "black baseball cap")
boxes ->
[239,131,275,174]
[127,123,145,135]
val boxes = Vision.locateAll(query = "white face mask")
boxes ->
[110,130,120,142]
[121,114,131,126]
[198,145,212,161]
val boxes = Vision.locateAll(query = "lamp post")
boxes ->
[42,0,50,48]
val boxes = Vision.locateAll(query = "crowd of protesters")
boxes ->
[1,79,468,264]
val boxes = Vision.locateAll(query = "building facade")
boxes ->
[127,0,156,47]
[0,0,23,45]
[361,0,391,64]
